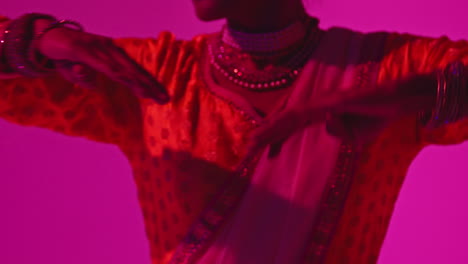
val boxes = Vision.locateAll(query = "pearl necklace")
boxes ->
[209,16,321,91]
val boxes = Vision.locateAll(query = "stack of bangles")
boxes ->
[419,61,468,129]
[0,13,83,77]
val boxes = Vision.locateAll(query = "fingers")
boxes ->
[112,45,168,98]
[325,112,350,139]
[248,108,389,158]
[247,112,298,155]
[326,113,390,144]
[247,108,327,156]
[74,35,169,104]
[55,60,97,89]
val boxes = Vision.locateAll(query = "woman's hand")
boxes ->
[247,102,392,157]
[247,89,382,155]
[34,19,169,104]
[248,74,437,155]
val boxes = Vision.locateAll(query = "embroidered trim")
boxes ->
[301,142,357,263]
[170,33,377,264]
[198,37,262,124]
[168,37,267,264]
[301,62,376,263]
[169,154,260,264]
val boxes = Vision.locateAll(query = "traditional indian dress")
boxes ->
[1,15,468,263]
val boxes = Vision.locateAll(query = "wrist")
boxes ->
[419,63,467,129]
[33,18,62,59]
[34,20,84,61]
[2,13,57,77]
[0,20,12,73]
[2,13,84,77]
[29,18,57,69]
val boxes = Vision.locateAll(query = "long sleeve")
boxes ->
[0,73,142,145]
[0,15,178,147]
[379,33,468,145]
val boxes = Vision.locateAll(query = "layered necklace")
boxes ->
[208,16,321,91]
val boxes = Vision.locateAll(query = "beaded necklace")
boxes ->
[208,16,321,91]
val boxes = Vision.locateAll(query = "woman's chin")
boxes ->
[192,0,228,21]
[194,10,225,22]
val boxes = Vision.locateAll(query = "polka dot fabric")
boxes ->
[0,63,143,146]
[111,33,258,262]
[0,29,256,262]
[324,33,468,264]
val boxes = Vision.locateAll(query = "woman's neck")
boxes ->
[226,0,307,33]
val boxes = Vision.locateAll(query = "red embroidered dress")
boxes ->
[1,15,468,263]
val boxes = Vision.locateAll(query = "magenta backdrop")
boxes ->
[1,1,468,263]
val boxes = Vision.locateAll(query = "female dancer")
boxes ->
[1,0,467,263]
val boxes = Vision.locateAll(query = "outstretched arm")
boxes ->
[248,32,468,151]
[380,33,468,145]
[0,14,172,146]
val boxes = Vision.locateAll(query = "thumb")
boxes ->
[55,60,97,89]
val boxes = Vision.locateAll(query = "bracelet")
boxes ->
[457,63,468,117]
[447,62,468,122]
[28,19,84,75]
[0,21,11,73]
[444,64,457,123]
[3,13,58,77]
[419,61,467,129]
[443,62,466,124]
[419,70,446,129]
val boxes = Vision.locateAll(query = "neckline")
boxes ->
[199,28,323,124]
[221,16,310,53]
[200,35,264,123]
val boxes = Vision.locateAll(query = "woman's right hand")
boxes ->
[34,19,170,104]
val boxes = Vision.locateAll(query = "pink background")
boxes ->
[1,0,468,263]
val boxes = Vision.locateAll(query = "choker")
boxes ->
[222,16,310,54]
[209,16,321,91]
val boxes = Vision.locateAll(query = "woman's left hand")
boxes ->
[247,105,391,156]
[247,73,437,155]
